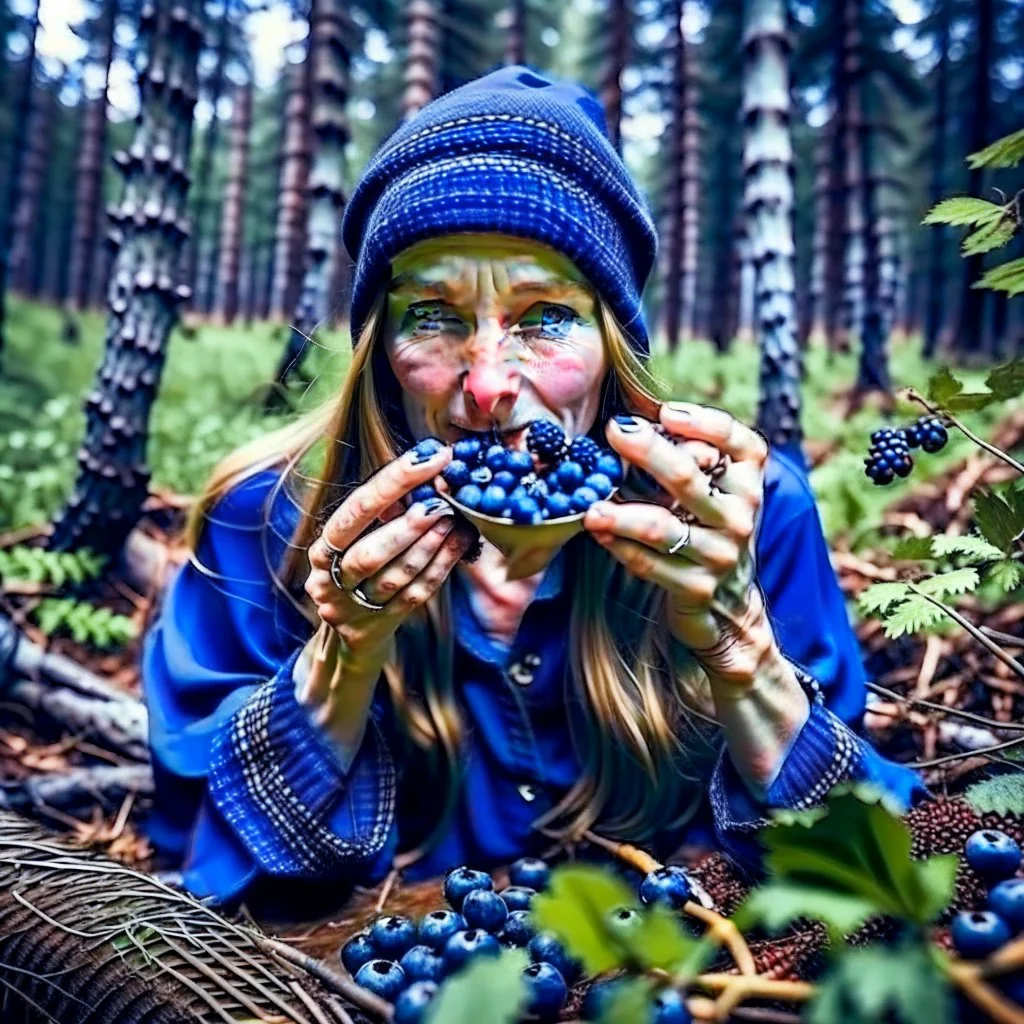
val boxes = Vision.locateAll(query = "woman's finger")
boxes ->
[659,402,770,467]
[317,441,452,556]
[330,498,454,589]
[386,520,478,617]
[358,514,459,604]
[584,500,742,572]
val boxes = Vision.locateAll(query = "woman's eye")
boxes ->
[519,303,581,339]
[404,303,467,334]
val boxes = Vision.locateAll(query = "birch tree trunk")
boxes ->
[213,79,252,325]
[68,0,118,310]
[403,0,440,119]
[743,0,802,453]
[49,0,203,556]
[505,0,526,65]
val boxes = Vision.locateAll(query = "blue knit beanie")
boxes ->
[341,65,659,356]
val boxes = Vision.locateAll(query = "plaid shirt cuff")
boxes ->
[207,648,396,878]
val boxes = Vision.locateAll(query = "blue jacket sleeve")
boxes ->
[141,471,398,905]
[709,450,927,873]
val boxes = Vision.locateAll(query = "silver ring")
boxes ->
[349,584,387,612]
[666,518,691,556]
[329,550,347,591]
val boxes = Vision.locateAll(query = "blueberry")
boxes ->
[394,980,439,1024]
[965,830,1021,882]
[528,931,582,985]
[952,910,1012,959]
[652,987,692,1023]
[443,866,494,911]
[454,484,484,509]
[570,485,599,512]
[544,492,573,519]
[442,459,472,489]
[470,466,493,486]
[556,461,585,490]
[922,427,948,453]
[581,977,627,1020]
[892,456,913,478]
[498,909,536,947]
[485,444,509,473]
[411,437,445,459]
[584,472,614,499]
[507,494,543,524]
[399,945,445,983]
[522,961,568,1019]
[410,483,437,503]
[544,472,562,493]
[492,470,518,492]
[510,857,551,891]
[418,909,467,951]
[453,436,484,465]
[480,485,509,517]
[499,886,536,912]
[607,905,643,940]
[461,888,509,933]
[505,449,535,477]
[639,866,694,909]
[370,915,418,959]
[595,452,624,485]
[443,928,501,973]
[341,932,377,975]
[354,959,407,1001]
[569,436,602,473]
[989,879,1024,933]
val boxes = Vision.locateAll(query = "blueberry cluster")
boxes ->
[863,415,949,487]
[410,421,624,525]
[951,829,1023,960]
[341,856,697,1022]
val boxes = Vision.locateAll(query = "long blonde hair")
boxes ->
[186,293,720,850]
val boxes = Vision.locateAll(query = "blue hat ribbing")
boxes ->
[341,65,659,356]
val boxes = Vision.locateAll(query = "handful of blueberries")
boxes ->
[408,420,625,525]
[340,856,698,1023]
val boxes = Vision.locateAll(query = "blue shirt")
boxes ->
[141,447,924,913]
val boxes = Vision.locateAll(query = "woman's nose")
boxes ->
[463,323,520,418]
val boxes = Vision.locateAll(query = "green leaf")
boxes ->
[890,536,937,562]
[945,391,996,412]
[597,977,657,1024]
[808,940,954,1024]
[967,128,1024,169]
[961,214,1016,257]
[974,489,1024,550]
[914,569,980,600]
[922,197,1005,227]
[426,949,527,1024]
[930,534,1005,564]
[986,560,1024,592]
[737,881,878,944]
[926,366,964,406]
[857,581,911,615]
[882,595,948,639]
[964,773,1024,817]
[975,257,1024,297]
[986,359,1024,401]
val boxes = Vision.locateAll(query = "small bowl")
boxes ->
[440,484,619,581]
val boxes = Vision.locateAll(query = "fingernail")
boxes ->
[589,501,611,518]
[665,403,692,419]
[420,496,451,515]
[612,414,643,433]
[410,437,446,463]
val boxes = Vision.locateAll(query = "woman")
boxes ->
[143,65,922,915]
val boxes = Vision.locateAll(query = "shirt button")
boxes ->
[508,653,541,686]
[517,783,536,802]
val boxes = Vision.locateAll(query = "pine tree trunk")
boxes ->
[403,0,439,119]
[804,124,831,345]
[505,0,526,65]
[601,0,629,153]
[67,0,118,310]
[661,0,685,353]
[0,0,39,357]
[272,0,350,388]
[49,0,203,556]
[10,82,55,296]
[743,0,802,454]
[213,80,251,325]
[680,81,700,345]
[269,58,312,320]
[923,0,950,359]
[956,0,993,358]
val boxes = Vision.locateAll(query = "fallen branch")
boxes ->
[0,764,153,815]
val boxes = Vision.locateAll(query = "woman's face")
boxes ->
[382,234,609,451]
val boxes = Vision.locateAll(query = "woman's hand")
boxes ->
[582,403,775,689]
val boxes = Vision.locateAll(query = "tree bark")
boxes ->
[212,79,252,325]
[403,0,439,119]
[49,0,203,557]
[955,0,993,358]
[661,0,685,353]
[0,0,39,358]
[600,0,630,153]
[67,0,118,310]
[269,57,312,320]
[923,0,950,359]
[804,124,831,345]
[505,0,526,65]
[743,0,802,454]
